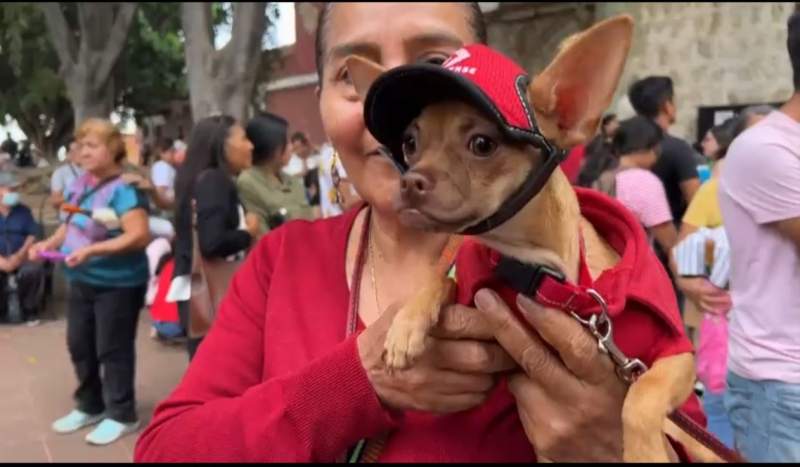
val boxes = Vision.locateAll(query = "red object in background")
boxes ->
[149,258,178,323]
[560,143,585,185]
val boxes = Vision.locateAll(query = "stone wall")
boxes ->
[487,2,796,142]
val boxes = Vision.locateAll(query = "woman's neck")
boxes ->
[89,164,122,182]
[617,155,643,169]
[370,206,450,267]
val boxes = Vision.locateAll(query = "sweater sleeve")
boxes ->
[134,228,401,462]
[194,169,252,258]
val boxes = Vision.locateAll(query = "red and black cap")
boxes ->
[363,44,567,235]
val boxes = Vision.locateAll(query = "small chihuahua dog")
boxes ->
[346,16,727,463]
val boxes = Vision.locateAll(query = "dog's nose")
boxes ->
[400,172,434,198]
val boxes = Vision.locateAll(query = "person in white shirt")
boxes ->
[283,132,322,177]
[149,138,177,210]
[50,138,84,209]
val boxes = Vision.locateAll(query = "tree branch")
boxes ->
[39,3,78,71]
[181,2,216,61]
[96,3,138,84]
[226,2,267,69]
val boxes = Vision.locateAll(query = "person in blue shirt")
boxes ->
[29,118,151,447]
[0,172,44,324]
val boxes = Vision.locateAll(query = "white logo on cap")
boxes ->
[443,49,477,75]
[443,48,471,68]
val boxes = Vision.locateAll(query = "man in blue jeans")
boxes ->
[718,11,800,462]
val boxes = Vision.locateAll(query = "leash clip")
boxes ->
[571,289,648,384]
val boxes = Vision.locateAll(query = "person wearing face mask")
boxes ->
[0,172,45,325]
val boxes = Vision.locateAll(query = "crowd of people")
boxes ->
[0,1,798,462]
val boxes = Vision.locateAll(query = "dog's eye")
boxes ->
[468,135,497,158]
[402,133,417,158]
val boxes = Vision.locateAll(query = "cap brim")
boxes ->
[364,64,509,170]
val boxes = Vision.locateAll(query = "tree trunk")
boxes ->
[40,3,137,124]
[182,2,267,123]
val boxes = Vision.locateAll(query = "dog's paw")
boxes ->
[383,315,429,371]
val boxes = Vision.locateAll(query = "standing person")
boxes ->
[237,113,314,238]
[167,115,259,361]
[148,137,178,213]
[136,3,704,463]
[627,76,700,224]
[0,172,44,325]
[28,118,151,445]
[50,138,85,210]
[593,116,678,254]
[718,12,800,462]
[284,131,323,216]
[576,114,619,188]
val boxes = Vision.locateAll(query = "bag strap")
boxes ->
[65,174,122,224]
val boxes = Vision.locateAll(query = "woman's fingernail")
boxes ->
[474,289,496,311]
[516,294,538,312]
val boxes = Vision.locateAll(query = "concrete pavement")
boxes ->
[0,280,188,462]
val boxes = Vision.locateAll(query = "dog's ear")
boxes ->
[528,15,634,149]
[345,56,387,102]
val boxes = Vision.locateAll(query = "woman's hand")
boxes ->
[475,289,628,462]
[357,301,516,414]
[676,276,731,314]
[65,246,95,268]
[28,241,54,262]
[244,213,261,238]
[121,172,154,192]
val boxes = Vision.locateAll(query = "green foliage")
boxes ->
[115,2,188,122]
[0,3,73,156]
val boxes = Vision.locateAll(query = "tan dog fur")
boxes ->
[347,15,717,463]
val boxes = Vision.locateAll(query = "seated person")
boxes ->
[0,173,45,324]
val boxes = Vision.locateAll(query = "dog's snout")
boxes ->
[400,172,434,198]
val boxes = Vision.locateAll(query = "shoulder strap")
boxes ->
[76,174,122,207]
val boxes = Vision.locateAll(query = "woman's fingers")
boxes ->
[474,289,572,383]
[515,293,614,385]
[429,339,517,373]
[432,303,495,340]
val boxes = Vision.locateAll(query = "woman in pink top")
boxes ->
[593,116,678,254]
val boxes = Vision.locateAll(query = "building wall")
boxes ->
[486,2,796,142]
[262,3,327,145]
[598,2,796,141]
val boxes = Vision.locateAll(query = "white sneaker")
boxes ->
[85,418,141,446]
[52,409,105,434]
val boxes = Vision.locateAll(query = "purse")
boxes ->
[187,203,243,339]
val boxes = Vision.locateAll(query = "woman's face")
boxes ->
[77,133,116,174]
[701,130,719,159]
[318,2,477,214]
[225,124,254,174]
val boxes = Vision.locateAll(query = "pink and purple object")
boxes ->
[39,251,67,262]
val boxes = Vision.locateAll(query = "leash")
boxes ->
[495,235,745,463]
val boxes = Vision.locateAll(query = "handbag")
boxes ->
[187,203,243,339]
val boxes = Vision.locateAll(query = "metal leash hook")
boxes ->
[570,289,648,384]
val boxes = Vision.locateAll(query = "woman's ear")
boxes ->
[345,56,387,102]
[528,15,634,149]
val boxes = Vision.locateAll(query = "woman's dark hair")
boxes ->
[577,136,616,188]
[314,2,488,83]
[246,112,289,166]
[611,115,664,157]
[789,11,800,90]
[174,114,236,221]
[709,117,739,160]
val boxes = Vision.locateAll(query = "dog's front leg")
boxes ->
[621,352,696,462]
[383,276,454,370]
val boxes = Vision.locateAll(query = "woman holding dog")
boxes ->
[136,3,704,462]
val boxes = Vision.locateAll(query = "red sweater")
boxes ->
[135,190,704,463]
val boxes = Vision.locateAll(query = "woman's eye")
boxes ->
[402,133,417,158]
[468,135,497,158]
[424,56,447,66]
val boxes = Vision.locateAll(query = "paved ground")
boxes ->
[0,274,188,462]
